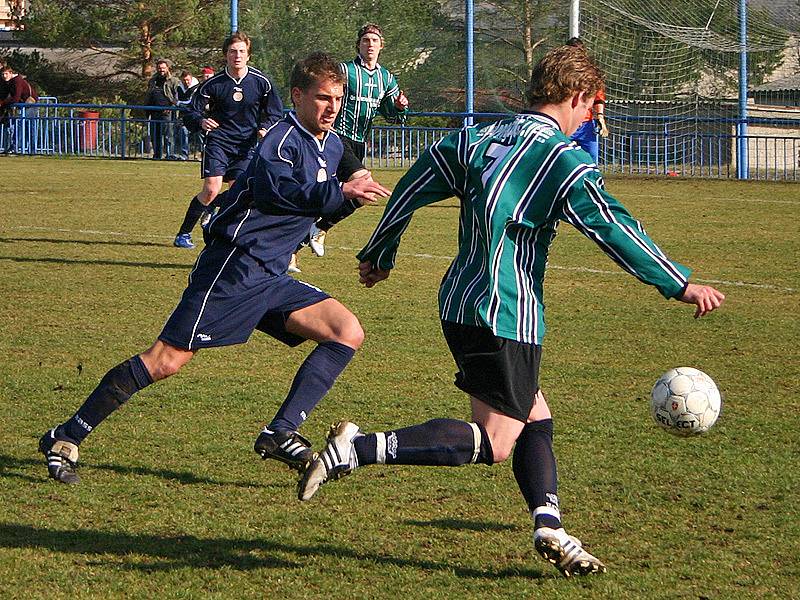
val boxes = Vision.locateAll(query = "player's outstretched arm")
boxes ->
[678,283,725,318]
[343,174,390,207]
[358,260,391,288]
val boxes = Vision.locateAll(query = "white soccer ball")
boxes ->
[650,367,722,435]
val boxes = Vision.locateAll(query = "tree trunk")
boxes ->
[139,8,153,79]
[523,1,534,82]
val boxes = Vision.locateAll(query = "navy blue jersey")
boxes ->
[184,66,284,146]
[204,111,351,275]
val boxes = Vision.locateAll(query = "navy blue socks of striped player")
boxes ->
[268,341,356,433]
[178,195,206,235]
[56,355,154,445]
[353,419,494,466]
[512,419,562,530]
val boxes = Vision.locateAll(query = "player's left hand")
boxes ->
[257,128,267,139]
[395,91,409,110]
[358,260,391,287]
[679,283,725,318]
[343,174,391,206]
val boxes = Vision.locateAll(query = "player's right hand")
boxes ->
[201,118,220,131]
[678,283,725,318]
[358,260,391,287]
[395,91,409,110]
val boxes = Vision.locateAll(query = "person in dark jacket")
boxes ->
[144,59,181,160]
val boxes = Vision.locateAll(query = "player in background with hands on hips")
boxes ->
[298,43,724,578]
[290,23,408,273]
[39,52,389,485]
[173,31,284,249]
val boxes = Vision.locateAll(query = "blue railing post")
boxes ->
[120,107,127,159]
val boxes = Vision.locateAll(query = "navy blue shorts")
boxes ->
[160,240,330,351]
[201,138,255,181]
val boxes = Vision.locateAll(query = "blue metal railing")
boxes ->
[0,102,201,160]
[2,103,798,181]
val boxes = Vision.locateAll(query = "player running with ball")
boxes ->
[297,43,725,577]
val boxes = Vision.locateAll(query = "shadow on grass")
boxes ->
[0,523,545,579]
[404,518,520,532]
[0,454,277,489]
[0,236,169,249]
[0,255,190,270]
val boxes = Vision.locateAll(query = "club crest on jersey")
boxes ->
[232,88,243,102]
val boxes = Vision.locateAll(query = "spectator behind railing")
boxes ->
[174,70,200,161]
[144,58,181,160]
[1,64,39,154]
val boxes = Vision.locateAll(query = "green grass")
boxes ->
[1,156,798,599]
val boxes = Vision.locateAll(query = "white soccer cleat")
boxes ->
[297,420,361,501]
[287,253,301,274]
[308,224,326,257]
[534,527,607,577]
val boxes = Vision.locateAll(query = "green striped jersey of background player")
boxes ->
[358,45,725,342]
[333,23,409,144]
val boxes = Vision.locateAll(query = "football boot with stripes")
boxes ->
[534,527,607,577]
[287,253,301,274]
[308,224,327,257]
[254,428,314,472]
[38,429,80,484]
[297,420,361,501]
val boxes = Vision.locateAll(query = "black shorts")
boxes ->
[336,136,367,181]
[441,320,542,422]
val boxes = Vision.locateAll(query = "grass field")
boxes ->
[1,156,798,599]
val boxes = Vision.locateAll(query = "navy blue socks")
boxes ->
[512,419,562,529]
[268,341,356,432]
[353,419,493,466]
[178,195,206,235]
[57,355,154,445]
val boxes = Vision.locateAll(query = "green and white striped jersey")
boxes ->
[358,112,691,345]
[333,55,407,143]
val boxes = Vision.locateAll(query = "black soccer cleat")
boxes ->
[38,429,80,484]
[254,428,314,472]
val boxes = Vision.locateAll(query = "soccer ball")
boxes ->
[650,367,722,435]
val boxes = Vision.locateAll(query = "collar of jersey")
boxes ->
[521,110,560,130]
[354,55,380,72]
[288,111,331,152]
[224,66,250,85]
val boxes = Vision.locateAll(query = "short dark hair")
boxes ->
[290,52,344,92]
[356,23,384,49]
[223,31,251,54]
[566,37,585,48]
[526,44,604,107]
[180,70,192,78]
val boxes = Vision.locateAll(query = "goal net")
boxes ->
[578,0,799,175]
